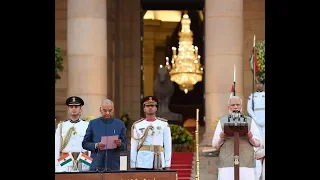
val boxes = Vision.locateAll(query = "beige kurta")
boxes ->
[212,117,261,180]
[255,135,265,180]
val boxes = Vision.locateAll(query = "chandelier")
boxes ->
[165,13,203,94]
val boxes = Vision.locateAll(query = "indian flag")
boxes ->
[58,152,73,167]
[230,84,235,98]
[77,152,93,166]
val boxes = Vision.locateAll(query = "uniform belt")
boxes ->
[139,145,164,153]
[254,108,265,111]
[60,151,88,156]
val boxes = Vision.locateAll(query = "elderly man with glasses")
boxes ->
[82,99,127,171]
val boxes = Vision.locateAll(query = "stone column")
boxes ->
[201,0,244,147]
[67,0,107,118]
[143,20,157,97]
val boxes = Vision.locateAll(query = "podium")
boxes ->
[224,115,249,180]
[55,170,177,180]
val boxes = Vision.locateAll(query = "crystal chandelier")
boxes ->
[165,13,204,94]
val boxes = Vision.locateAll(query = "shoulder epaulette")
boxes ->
[133,118,145,125]
[157,117,168,122]
[132,118,145,129]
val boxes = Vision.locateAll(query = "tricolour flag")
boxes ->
[58,152,73,167]
[230,84,235,98]
[250,47,259,74]
[77,152,93,166]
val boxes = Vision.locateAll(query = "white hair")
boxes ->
[228,96,242,105]
[101,99,114,106]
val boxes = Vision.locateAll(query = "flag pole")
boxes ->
[251,35,256,111]
[233,64,236,96]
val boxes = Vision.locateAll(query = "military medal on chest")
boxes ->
[72,124,77,135]
[149,125,155,136]
[151,126,155,136]
[156,126,161,134]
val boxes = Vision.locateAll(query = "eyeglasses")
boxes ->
[101,109,114,113]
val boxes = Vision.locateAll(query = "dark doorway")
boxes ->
[140,0,205,126]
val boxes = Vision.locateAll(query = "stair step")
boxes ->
[172,158,193,161]
[172,157,193,159]
[176,169,192,174]
[172,160,193,163]
[178,173,192,178]
[172,152,194,180]
[178,177,191,180]
[170,165,192,169]
[172,153,193,158]
[172,161,193,164]
[172,158,193,160]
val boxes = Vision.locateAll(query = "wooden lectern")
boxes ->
[224,113,249,180]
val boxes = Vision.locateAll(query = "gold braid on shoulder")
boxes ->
[59,122,76,152]
[133,125,154,150]
[131,118,147,141]
[131,118,155,150]
[131,125,154,141]
[157,117,168,122]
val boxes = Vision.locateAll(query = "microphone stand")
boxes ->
[105,144,109,172]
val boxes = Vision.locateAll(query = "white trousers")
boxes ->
[255,160,262,180]
[217,167,257,180]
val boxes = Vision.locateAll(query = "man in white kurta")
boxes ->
[130,96,172,170]
[255,135,265,180]
[55,96,91,172]
[247,79,265,179]
[212,96,261,180]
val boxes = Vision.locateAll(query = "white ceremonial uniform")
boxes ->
[247,91,265,179]
[247,91,265,136]
[55,119,91,172]
[212,119,262,180]
[130,118,172,169]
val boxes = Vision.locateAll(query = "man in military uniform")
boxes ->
[247,79,265,137]
[212,96,261,180]
[55,96,90,172]
[130,96,172,170]
[247,79,265,180]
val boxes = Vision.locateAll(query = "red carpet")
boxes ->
[169,152,193,180]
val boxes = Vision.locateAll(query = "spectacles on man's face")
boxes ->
[230,103,241,107]
[101,108,114,114]
[145,105,156,108]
